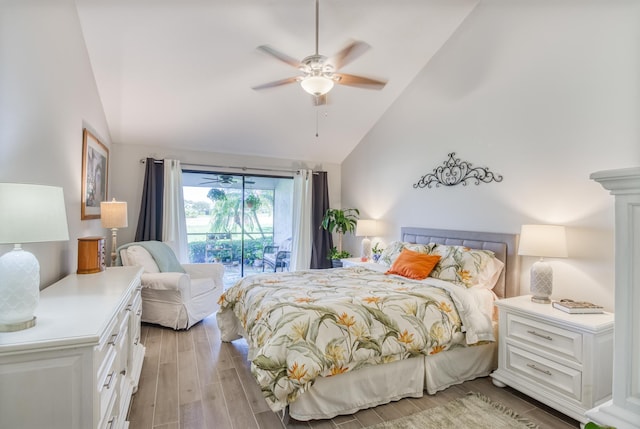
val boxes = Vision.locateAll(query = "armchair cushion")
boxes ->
[122,246,160,273]
[116,241,185,273]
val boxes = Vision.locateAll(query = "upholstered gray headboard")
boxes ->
[401,227,520,299]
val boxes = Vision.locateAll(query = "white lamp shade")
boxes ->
[0,183,69,244]
[518,224,568,258]
[300,75,334,96]
[356,220,377,237]
[101,199,128,229]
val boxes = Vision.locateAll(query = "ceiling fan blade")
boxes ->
[331,40,370,70]
[252,76,299,91]
[334,73,387,90]
[257,45,301,68]
[312,94,327,106]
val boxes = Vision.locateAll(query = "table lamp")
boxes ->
[0,183,70,332]
[356,219,377,261]
[101,198,128,266]
[518,224,568,303]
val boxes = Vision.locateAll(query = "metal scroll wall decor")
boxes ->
[413,152,503,189]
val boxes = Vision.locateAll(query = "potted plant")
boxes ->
[327,247,351,266]
[321,208,359,267]
[207,188,227,201]
[245,193,261,210]
[371,242,384,262]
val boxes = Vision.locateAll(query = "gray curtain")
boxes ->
[134,158,164,241]
[310,171,333,269]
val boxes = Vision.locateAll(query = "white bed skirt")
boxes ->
[289,357,425,420]
[217,309,497,421]
[289,340,496,421]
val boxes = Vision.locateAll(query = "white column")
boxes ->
[588,167,640,429]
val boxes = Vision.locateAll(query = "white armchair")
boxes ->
[119,242,224,330]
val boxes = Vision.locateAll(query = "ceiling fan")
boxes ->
[252,0,387,105]
[199,175,255,186]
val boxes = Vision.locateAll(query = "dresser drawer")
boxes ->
[506,344,582,401]
[97,346,119,418]
[506,313,583,363]
[98,389,118,429]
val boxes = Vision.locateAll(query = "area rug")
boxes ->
[365,392,539,429]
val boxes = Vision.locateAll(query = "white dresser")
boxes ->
[491,295,614,423]
[0,266,145,429]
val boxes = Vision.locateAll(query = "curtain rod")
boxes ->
[139,158,319,175]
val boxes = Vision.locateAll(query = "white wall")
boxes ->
[109,143,341,251]
[0,0,112,288]
[341,0,640,311]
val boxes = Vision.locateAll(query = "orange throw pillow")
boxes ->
[385,248,441,280]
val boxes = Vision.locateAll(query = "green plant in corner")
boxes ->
[327,247,351,261]
[321,208,359,256]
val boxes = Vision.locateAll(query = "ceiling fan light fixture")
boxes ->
[300,75,334,96]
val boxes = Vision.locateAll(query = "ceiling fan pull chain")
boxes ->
[316,110,319,137]
[315,0,319,56]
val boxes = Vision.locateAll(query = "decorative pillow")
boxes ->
[124,245,160,273]
[428,244,503,289]
[385,248,441,280]
[376,241,434,267]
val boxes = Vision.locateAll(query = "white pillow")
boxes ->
[124,245,160,273]
[376,241,434,267]
[429,244,503,289]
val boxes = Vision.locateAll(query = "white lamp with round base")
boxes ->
[0,183,69,332]
[356,219,377,261]
[518,224,568,304]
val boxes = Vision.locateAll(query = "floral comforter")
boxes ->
[217,266,495,412]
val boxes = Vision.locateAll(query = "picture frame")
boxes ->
[81,128,109,220]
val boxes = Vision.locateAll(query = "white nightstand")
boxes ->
[340,257,367,267]
[490,295,614,424]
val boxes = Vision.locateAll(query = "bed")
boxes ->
[217,227,519,421]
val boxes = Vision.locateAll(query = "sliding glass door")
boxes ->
[182,171,293,287]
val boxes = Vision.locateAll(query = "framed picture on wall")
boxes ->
[81,128,109,220]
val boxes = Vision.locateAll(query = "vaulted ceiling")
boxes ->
[75,0,478,164]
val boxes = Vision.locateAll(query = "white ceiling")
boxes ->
[76,0,478,164]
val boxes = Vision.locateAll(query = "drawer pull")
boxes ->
[107,333,119,346]
[104,372,115,389]
[106,417,115,429]
[134,337,140,345]
[527,363,552,376]
[136,309,142,316]
[527,330,552,341]
[125,304,132,311]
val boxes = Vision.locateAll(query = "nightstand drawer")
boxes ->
[506,344,582,401]
[507,313,583,363]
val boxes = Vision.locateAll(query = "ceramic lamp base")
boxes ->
[0,246,40,331]
[360,237,372,260]
[0,317,36,332]
[530,259,553,304]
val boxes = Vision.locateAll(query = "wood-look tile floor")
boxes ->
[128,314,581,429]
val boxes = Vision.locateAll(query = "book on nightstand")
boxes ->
[552,299,604,314]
